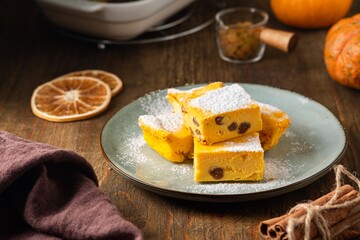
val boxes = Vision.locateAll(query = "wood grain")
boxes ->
[0,0,359,239]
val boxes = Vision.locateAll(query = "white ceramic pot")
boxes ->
[36,0,196,40]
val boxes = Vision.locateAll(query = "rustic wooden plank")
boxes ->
[0,0,359,239]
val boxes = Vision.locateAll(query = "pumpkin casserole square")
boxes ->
[194,132,264,182]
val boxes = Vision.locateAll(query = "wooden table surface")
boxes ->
[1,0,360,239]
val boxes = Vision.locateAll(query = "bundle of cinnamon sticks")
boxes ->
[259,165,360,240]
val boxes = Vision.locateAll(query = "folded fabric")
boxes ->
[0,131,143,240]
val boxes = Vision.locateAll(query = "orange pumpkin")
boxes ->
[270,0,353,29]
[324,14,360,90]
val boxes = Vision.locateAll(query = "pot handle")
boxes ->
[37,0,103,13]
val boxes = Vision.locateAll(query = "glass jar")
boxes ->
[215,7,269,64]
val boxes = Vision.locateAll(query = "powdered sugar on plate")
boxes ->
[138,90,172,115]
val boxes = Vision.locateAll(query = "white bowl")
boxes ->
[36,0,196,40]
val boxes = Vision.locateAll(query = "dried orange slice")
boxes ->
[63,70,123,97]
[31,76,111,122]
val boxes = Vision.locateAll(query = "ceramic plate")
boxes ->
[100,83,346,202]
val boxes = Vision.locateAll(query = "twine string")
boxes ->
[286,165,360,240]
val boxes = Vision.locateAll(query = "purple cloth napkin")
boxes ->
[0,131,143,240]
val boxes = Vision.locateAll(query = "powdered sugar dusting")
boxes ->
[284,130,315,157]
[118,133,149,167]
[258,101,282,113]
[168,85,202,95]
[189,84,251,114]
[264,158,293,180]
[220,134,263,152]
[298,95,310,105]
[139,112,183,132]
[139,90,172,115]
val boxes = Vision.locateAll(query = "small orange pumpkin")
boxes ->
[324,14,360,90]
[270,0,353,29]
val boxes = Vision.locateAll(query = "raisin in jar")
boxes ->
[215,7,269,63]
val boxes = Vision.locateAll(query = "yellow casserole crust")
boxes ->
[194,132,264,182]
[258,102,291,150]
[138,112,193,162]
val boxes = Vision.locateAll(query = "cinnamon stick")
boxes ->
[315,206,360,240]
[260,215,288,237]
[334,229,360,240]
[290,190,360,240]
[259,184,354,238]
[260,164,360,240]
[270,185,356,238]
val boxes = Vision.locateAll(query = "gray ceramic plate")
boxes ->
[100,83,346,202]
